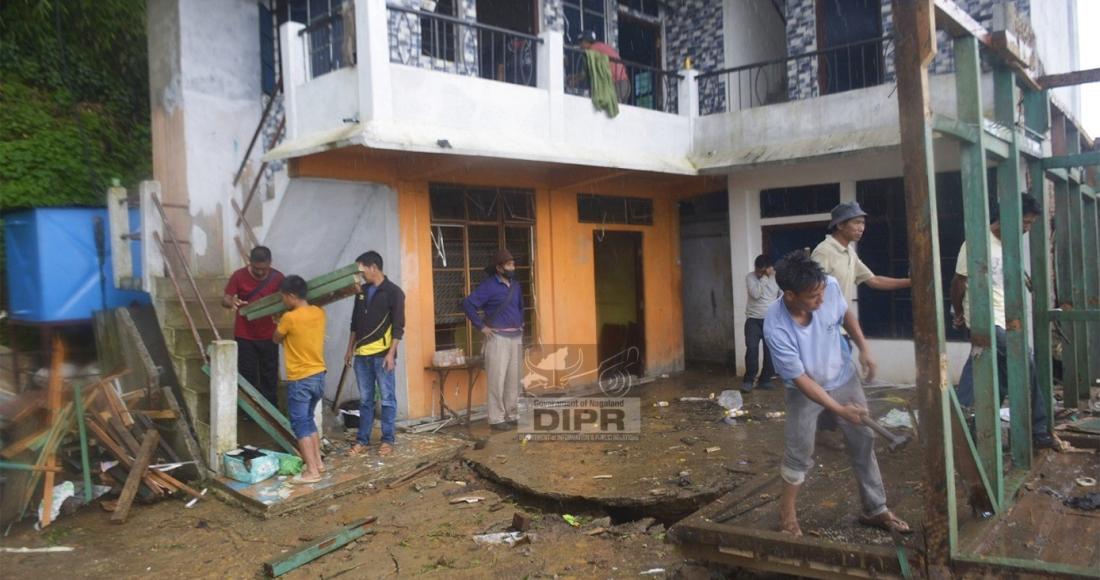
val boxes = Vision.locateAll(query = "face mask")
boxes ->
[501,268,515,279]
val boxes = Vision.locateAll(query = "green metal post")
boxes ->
[994,67,1032,466]
[1028,159,1055,427]
[1053,175,1079,407]
[1086,196,1100,394]
[73,383,94,503]
[955,35,1002,503]
[1066,125,1088,409]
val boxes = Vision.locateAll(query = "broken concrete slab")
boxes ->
[211,433,465,518]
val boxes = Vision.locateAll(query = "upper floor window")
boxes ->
[759,184,840,219]
[564,0,607,45]
[578,194,654,226]
[618,0,659,17]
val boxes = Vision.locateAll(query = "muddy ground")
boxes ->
[0,369,930,578]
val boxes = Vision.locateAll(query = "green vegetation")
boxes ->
[0,0,151,210]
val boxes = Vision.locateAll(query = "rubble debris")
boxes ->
[511,512,533,532]
[593,474,613,479]
[717,390,743,411]
[1064,492,1100,511]
[449,496,485,504]
[704,447,721,454]
[472,531,530,547]
[562,514,581,527]
[0,546,75,553]
[640,568,666,575]
[653,401,669,407]
[1077,477,1097,487]
[878,409,914,429]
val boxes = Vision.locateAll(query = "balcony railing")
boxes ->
[697,36,894,115]
[564,46,680,114]
[387,4,542,88]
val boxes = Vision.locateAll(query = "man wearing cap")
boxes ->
[810,202,910,445]
[463,249,525,431]
[812,202,911,304]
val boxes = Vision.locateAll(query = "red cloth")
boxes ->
[590,42,627,82]
[224,267,284,341]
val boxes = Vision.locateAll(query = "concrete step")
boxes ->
[170,353,209,394]
[162,326,234,358]
[156,297,236,330]
[154,276,230,301]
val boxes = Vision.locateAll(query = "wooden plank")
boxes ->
[893,0,953,567]
[948,389,997,515]
[238,394,299,456]
[993,65,1032,467]
[105,379,135,427]
[955,34,1003,505]
[85,418,165,495]
[0,427,51,459]
[1039,68,1100,89]
[932,0,1040,90]
[111,430,160,524]
[263,517,377,577]
[1085,197,1100,392]
[136,413,180,464]
[0,461,63,472]
[134,409,179,420]
[74,382,94,502]
[108,415,143,457]
[1065,122,1089,410]
[1028,159,1055,431]
[41,335,64,528]
[161,387,207,475]
[240,263,360,321]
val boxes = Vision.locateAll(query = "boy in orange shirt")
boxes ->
[274,275,327,484]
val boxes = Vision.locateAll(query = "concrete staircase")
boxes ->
[153,275,235,451]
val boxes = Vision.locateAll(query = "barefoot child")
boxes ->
[763,250,910,536]
[273,275,327,484]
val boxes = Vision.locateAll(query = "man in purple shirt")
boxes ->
[463,249,524,431]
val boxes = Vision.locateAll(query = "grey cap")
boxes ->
[828,201,868,230]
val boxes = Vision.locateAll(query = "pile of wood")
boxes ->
[0,337,203,528]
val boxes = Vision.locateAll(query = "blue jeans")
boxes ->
[956,326,1050,437]
[287,371,326,439]
[354,355,396,445]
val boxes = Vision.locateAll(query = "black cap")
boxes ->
[580,30,598,43]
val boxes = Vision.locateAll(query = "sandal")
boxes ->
[859,510,913,534]
[350,444,371,456]
[378,443,394,457]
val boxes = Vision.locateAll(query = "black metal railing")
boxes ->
[697,35,894,115]
[298,5,356,79]
[564,46,680,114]
[388,5,542,88]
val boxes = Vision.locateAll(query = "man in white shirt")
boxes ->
[743,254,781,392]
[950,194,1055,449]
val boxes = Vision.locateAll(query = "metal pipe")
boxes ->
[151,193,222,343]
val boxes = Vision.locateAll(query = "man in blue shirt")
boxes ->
[463,249,524,431]
[764,250,910,537]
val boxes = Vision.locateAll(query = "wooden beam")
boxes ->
[932,0,1040,90]
[1028,158,1055,435]
[1039,68,1100,89]
[111,430,160,524]
[1042,151,1100,170]
[263,517,377,577]
[892,0,953,567]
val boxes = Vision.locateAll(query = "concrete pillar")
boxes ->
[209,340,238,474]
[107,182,133,288]
[678,69,699,119]
[139,181,165,294]
[280,22,307,140]
[538,30,565,142]
[357,0,393,123]
[728,181,763,377]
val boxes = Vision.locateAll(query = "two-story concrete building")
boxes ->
[145,0,1087,437]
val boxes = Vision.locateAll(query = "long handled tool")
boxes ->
[860,414,913,452]
[330,361,352,412]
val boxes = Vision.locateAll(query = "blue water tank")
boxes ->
[4,207,150,323]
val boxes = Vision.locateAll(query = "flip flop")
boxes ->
[859,510,913,534]
[350,444,370,457]
[289,473,322,485]
[379,443,394,457]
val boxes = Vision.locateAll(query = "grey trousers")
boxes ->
[781,375,888,517]
[484,333,522,425]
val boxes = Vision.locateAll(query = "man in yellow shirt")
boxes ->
[274,275,327,484]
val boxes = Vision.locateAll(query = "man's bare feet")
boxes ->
[778,514,803,536]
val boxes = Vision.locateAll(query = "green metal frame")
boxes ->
[240,264,360,321]
[894,2,1098,574]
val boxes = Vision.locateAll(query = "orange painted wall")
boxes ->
[295,153,690,420]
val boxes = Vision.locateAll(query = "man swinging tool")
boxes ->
[764,250,911,536]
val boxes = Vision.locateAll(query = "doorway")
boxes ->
[679,191,735,368]
[815,0,884,94]
[594,231,645,379]
[476,0,539,85]
[761,221,829,261]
